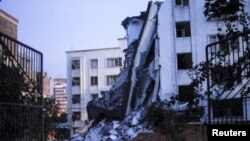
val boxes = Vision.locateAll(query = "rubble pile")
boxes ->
[80,108,151,141]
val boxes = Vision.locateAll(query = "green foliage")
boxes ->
[44,97,70,140]
[0,63,39,104]
[146,102,185,141]
[166,0,250,109]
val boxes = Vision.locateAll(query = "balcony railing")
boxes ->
[206,30,250,124]
[0,33,43,140]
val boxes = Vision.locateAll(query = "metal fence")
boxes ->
[0,32,43,140]
[206,30,250,124]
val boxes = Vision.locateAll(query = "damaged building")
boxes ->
[71,0,250,140]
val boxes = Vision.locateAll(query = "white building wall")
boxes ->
[66,38,126,135]
[158,0,177,100]
[126,19,144,45]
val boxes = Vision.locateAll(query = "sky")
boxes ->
[0,0,155,79]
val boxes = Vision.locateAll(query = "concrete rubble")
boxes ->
[81,108,151,141]
[71,1,202,141]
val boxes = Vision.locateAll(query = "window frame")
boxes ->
[72,60,80,70]
[176,21,191,38]
[72,77,80,86]
[175,0,189,6]
[90,59,98,69]
[177,53,192,70]
[72,95,81,104]
[107,58,122,68]
[106,75,117,86]
[90,76,98,86]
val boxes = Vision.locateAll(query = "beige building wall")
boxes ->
[43,72,51,98]
[0,9,18,39]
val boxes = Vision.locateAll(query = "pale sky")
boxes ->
[0,0,156,79]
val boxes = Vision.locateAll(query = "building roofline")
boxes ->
[66,47,120,53]
[0,9,18,23]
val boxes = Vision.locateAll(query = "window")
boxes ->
[107,75,117,85]
[175,0,189,6]
[90,76,98,86]
[177,53,192,69]
[72,77,80,86]
[212,99,243,117]
[72,95,80,104]
[90,59,98,69]
[176,22,191,37]
[72,60,80,70]
[178,85,194,102]
[107,58,122,67]
[72,112,81,121]
[91,93,98,100]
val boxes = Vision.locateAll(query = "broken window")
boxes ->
[177,53,192,69]
[72,95,80,104]
[72,60,80,70]
[107,58,122,67]
[90,59,98,69]
[176,22,191,37]
[212,99,243,117]
[175,0,189,6]
[72,112,81,121]
[178,85,193,102]
[91,93,98,100]
[72,77,80,86]
[107,75,117,85]
[90,76,98,86]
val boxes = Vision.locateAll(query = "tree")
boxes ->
[190,0,250,107]
[44,97,70,141]
[167,0,250,109]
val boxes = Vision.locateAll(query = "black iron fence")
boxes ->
[206,30,250,124]
[0,32,43,140]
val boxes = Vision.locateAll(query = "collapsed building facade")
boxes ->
[87,2,161,121]
[82,0,250,140]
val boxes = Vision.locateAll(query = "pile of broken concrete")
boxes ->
[72,108,152,141]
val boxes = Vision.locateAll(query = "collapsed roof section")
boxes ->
[87,1,162,121]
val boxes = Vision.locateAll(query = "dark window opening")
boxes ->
[176,22,191,37]
[72,60,80,70]
[176,0,189,6]
[178,85,194,102]
[212,99,243,117]
[72,95,80,104]
[72,112,81,121]
[107,75,117,85]
[143,39,155,68]
[91,76,98,86]
[72,77,80,86]
[177,53,192,69]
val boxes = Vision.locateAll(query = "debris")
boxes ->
[126,128,135,137]
[109,129,118,135]
[110,135,118,140]
[131,116,139,126]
